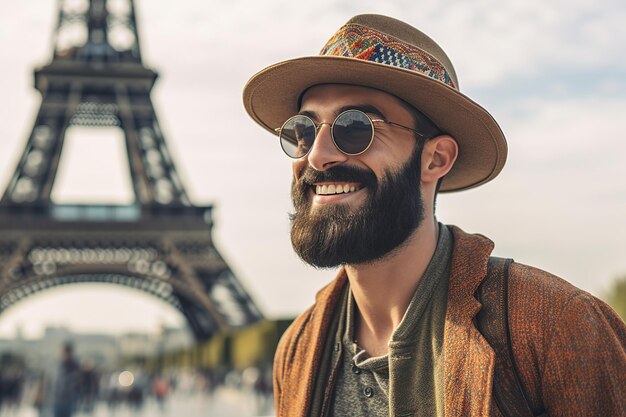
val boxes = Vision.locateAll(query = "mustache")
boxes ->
[297,164,377,187]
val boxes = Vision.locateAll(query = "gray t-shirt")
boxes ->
[329,224,452,416]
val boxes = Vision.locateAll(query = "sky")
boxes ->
[0,0,625,338]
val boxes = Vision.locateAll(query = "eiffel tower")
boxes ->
[0,0,262,341]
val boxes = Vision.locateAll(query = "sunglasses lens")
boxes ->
[279,116,316,158]
[332,110,374,155]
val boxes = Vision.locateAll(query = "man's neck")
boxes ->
[345,217,439,357]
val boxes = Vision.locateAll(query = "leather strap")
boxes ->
[476,257,537,417]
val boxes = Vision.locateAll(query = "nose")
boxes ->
[306,123,348,171]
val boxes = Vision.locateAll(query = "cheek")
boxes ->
[359,153,404,176]
[391,137,418,161]
[362,143,417,178]
[369,133,416,161]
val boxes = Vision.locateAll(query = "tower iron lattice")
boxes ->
[0,0,262,341]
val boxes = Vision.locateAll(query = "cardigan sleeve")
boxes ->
[540,292,626,417]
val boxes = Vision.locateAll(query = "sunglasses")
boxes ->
[275,109,430,159]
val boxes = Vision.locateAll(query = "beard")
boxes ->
[290,145,425,268]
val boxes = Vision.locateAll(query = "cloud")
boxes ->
[439,96,626,296]
[427,0,626,87]
[1,1,624,321]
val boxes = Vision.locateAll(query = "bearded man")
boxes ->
[243,14,626,417]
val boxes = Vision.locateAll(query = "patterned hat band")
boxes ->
[320,23,457,90]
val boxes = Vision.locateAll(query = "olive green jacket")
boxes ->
[273,226,626,417]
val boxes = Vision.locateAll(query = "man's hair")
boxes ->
[399,100,445,210]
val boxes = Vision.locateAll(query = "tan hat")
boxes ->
[243,14,507,192]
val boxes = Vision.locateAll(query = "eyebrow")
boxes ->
[298,104,387,122]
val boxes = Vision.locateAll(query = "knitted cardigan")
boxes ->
[273,226,626,417]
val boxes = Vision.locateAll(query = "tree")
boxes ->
[605,274,626,321]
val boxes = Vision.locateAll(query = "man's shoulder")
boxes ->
[276,270,348,357]
[509,261,589,303]
[508,261,613,316]
[447,222,625,345]
[446,223,616,323]
[506,261,625,348]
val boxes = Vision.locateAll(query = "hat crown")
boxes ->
[320,14,459,89]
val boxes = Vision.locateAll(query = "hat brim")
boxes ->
[243,56,507,192]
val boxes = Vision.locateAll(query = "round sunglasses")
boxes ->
[275,109,430,159]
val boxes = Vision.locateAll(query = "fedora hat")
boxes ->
[243,14,507,192]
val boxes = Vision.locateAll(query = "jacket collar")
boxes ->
[444,225,496,417]
[279,268,347,417]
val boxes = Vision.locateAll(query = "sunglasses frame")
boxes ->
[275,109,431,159]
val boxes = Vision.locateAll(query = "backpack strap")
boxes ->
[475,257,537,417]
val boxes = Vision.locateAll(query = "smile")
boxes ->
[314,183,362,195]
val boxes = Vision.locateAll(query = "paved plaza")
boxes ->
[1,387,274,417]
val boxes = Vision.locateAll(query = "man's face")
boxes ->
[290,84,426,267]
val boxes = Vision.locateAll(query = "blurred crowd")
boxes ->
[0,344,273,417]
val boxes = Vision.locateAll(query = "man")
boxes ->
[53,343,80,417]
[243,14,626,417]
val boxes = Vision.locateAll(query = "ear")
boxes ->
[420,135,458,185]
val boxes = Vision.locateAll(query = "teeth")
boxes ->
[315,184,360,195]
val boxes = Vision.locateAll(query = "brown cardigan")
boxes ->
[273,226,626,417]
